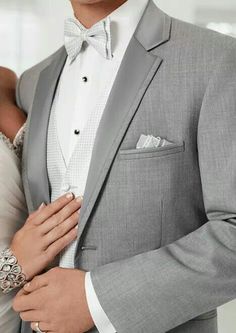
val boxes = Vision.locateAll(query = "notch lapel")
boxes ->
[24,47,67,210]
[75,1,172,250]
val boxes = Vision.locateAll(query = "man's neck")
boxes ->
[71,0,127,28]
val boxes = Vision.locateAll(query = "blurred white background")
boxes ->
[0,0,236,331]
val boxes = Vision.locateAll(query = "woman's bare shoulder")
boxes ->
[0,67,26,142]
[0,67,17,88]
[0,66,16,77]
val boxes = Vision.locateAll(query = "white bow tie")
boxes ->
[64,17,112,63]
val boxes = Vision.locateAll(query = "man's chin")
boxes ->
[70,0,108,4]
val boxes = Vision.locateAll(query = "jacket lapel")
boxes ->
[75,1,172,248]
[24,47,67,210]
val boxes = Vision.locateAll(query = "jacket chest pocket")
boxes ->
[118,142,185,160]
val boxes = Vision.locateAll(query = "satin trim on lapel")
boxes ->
[135,0,172,51]
[75,1,172,253]
[26,47,67,210]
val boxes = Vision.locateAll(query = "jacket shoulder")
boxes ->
[170,17,236,53]
[16,47,65,112]
[163,17,236,73]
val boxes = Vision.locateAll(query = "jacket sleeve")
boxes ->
[90,47,236,332]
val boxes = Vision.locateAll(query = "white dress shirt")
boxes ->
[56,0,149,331]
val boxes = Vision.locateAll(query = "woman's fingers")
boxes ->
[28,193,75,226]
[45,226,78,259]
[25,202,46,225]
[40,197,82,234]
[44,211,79,246]
[55,196,82,223]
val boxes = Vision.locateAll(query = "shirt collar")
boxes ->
[72,0,149,58]
[108,0,149,26]
[74,0,149,28]
[108,0,149,57]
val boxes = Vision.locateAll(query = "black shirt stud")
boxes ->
[74,129,80,135]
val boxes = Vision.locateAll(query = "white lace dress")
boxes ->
[0,125,27,333]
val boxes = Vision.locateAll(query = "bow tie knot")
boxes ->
[80,29,87,40]
[64,17,112,63]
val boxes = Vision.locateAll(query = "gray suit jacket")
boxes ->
[17,1,236,332]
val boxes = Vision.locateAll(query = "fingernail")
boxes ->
[66,192,74,199]
[76,196,83,203]
[38,202,46,210]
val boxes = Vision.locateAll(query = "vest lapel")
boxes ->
[75,1,172,253]
[25,47,67,210]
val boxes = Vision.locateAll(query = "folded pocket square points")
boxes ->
[136,134,173,149]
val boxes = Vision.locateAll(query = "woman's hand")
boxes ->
[10,193,82,281]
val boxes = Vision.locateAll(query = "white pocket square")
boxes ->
[136,134,173,149]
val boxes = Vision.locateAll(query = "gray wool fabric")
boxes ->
[16,0,236,332]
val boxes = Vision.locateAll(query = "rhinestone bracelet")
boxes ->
[0,248,27,294]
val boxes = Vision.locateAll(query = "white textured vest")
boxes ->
[47,82,111,268]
